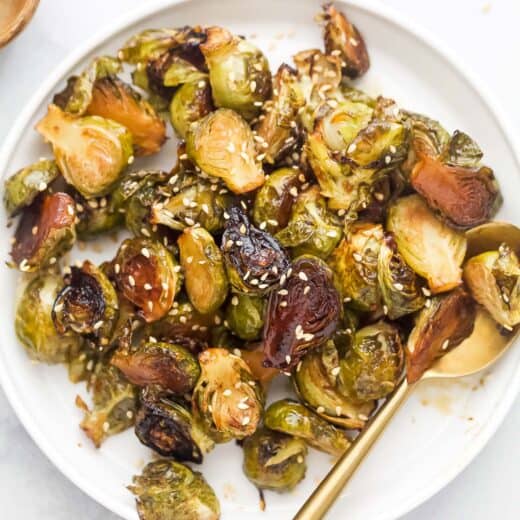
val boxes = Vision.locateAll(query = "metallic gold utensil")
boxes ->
[295,221,520,520]
[0,0,39,48]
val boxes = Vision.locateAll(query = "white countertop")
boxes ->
[0,0,519,518]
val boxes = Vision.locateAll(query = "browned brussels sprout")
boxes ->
[387,195,467,294]
[129,459,220,520]
[322,3,370,79]
[178,227,229,314]
[15,272,81,363]
[111,340,200,394]
[240,347,280,387]
[262,256,341,370]
[113,238,180,322]
[221,206,290,295]
[192,348,264,442]
[186,108,265,194]
[264,399,350,456]
[406,288,476,383]
[3,159,60,217]
[36,105,133,199]
[200,26,271,120]
[242,427,307,492]
[225,293,265,341]
[11,192,76,272]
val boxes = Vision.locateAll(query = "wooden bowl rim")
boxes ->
[0,0,40,48]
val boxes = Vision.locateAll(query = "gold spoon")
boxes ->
[295,221,520,520]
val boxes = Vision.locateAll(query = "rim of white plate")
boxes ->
[0,1,519,519]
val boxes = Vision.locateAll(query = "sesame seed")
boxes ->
[102,422,110,432]
[126,411,133,419]
[278,289,288,296]
[240,151,249,162]
[225,239,234,249]
[317,406,325,414]
[250,278,259,286]
[424,299,432,308]
[31,225,38,235]
[358,413,369,421]
[326,230,338,238]
[337,208,346,217]
[147,301,153,311]
[144,283,152,291]
[179,315,187,324]
[128,155,135,165]
[352,252,363,262]
[141,247,150,258]
[384,155,392,164]
[223,389,232,396]
[238,402,249,410]
[331,366,341,376]
[258,283,269,289]
[389,145,397,153]
[259,221,267,230]
[442,339,450,350]
[502,292,510,303]
[93,320,104,330]
[393,282,404,291]
[185,217,195,226]
[289,186,298,197]
[185,256,193,264]
[298,272,308,281]
[173,265,182,273]
[231,296,239,306]
[267,219,279,226]
[383,305,389,315]
[241,416,251,426]
[285,355,292,364]
[303,285,310,295]
[140,227,151,237]
[374,192,385,201]
[335,406,342,416]
[421,287,432,297]
[38,181,47,191]
[280,301,288,307]
[343,296,352,303]
[128,275,135,286]
[347,143,357,154]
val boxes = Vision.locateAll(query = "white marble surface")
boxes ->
[0,0,519,518]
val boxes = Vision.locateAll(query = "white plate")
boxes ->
[1,1,519,519]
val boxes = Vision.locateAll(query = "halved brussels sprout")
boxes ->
[441,130,483,167]
[463,244,520,328]
[242,427,307,492]
[200,26,271,120]
[11,192,76,272]
[15,272,81,363]
[264,399,350,456]
[113,238,180,322]
[192,348,264,442]
[403,111,450,161]
[186,108,265,194]
[387,195,467,294]
[406,288,476,383]
[129,459,220,520]
[221,207,290,295]
[262,256,341,370]
[178,227,229,314]
[275,185,342,259]
[226,293,265,341]
[3,159,60,217]
[36,105,133,199]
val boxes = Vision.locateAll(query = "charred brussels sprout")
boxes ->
[200,26,271,120]
[264,399,350,456]
[464,244,520,328]
[11,192,76,272]
[262,256,341,370]
[221,206,290,295]
[387,195,467,294]
[3,159,60,217]
[178,227,229,314]
[36,105,133,199]
[242,427,307,492]
[129,459,220,520]
[113,238,180,322]
[226,293,265,341]
[192,348,263,442]
[406,288,476,383]
[186,108,265,194]
[15,273,80,363]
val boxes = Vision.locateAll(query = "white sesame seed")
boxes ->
[231,296,239,306]
[223,389,232,396]
[389,145,397,154]
[424,299,432,308]
[349,37,359,46]
[421,287,432,297]
[237,402,250,410]
[185,256,193,264]
[317,406,325,414]
[38,181,47,191]
[241,416,251,426]
[335,406,342,416]
[141,247,150,258]
[347,143,357,154]
[442,339,450,350]
[128,155,135,165]
[303,285,310,295]
[102,422,110,432]
[126,410,133,419]
[331,366,341,376]
[326,230,338,238]
[144,283,152,291]
[384,155,392,164]
[280,301,288,307]
[285,355,291,364]
[128,275,135,286]
[352,252,363,262]
[393,282,404,291]
[358,413,369,421]
[289,186,298,197]
[298,271,308,281]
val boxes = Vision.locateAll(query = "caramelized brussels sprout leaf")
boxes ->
[226,293,265,341]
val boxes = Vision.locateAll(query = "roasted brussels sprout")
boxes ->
[403,111,450,161]
[387,195,467,294]
[112,341,200,394]
[200,26,271,120]
[129,459,220,520]
[242,427,307,492]
[135,388,213,462]
[262,256,341,369]
[226,293,265,341]
[264,399,350,456]
[3,159,60,217]
[178,227,229,314]
[406,288,476,383]
[186,108,265,194]
[36,105,133,199]
[275,186,342,259]
[221,206,290,295]
[113,238,180,322]
[441,130,483,167]
[74,192,124,240]
[11,192,76,272]
[240,347,279,387]
[192,348,263,442]
[463,244,520,328]
[15,272,80,363]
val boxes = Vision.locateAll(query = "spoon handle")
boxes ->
[294,378,413,520]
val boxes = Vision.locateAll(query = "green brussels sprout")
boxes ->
[200,26,271,120]
[264,399,350,456]
[242,427,307,492]
[36,105,133,199]
[15,272,81,363]
[10,192,76,272]
[162,56,207,87]
[178,227,229,314]
[80,363,137,447]
[192,348,264,442]
[463,244,520,328]
[3,159,60,217]
[337,321,404,402]
[387,195,467,294]
[377,234,425,319]
[186,108,265,194]
[225,293,265,341]
[74,192,124,240]
[252,167,301,234]
[275,185,342,259]
[340,85,376,108]
[129,459,220,520]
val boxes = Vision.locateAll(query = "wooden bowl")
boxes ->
[0,0,40,48]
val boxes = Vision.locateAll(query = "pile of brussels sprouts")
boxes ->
[4,4,520,519]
